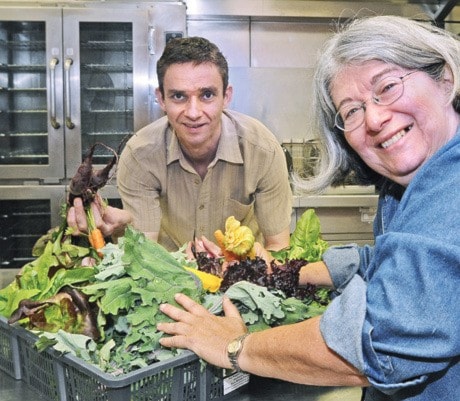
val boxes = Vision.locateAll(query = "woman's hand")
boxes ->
[67,194,132,239]
[158,293,247,369]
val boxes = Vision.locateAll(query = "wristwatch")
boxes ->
[227,333,250,372]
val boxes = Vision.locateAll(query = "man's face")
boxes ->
[156,62,233,157]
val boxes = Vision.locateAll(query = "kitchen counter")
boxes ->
[0,269,363,401]
[293,185,378,208]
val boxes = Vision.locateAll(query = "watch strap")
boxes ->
[228,333,250,372]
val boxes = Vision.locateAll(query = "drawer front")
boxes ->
[293,206,376,246]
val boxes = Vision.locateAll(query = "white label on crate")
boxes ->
[223,371,250,395]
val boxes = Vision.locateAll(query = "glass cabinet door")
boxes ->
[0,199,51,268]
[63,8,149,175]
[0,21,47,165]
[0,9,64,180]
[79,21,135,165]
[0,185,64,269]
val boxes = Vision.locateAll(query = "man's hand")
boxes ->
[67,194,132,239]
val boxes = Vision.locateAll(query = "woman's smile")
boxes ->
[380,124,413,149]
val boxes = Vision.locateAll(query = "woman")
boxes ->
[157,16,460,401]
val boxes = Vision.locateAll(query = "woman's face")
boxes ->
[331,60,459,186]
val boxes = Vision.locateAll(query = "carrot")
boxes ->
[88,228,105,257]
[85,207,105,257]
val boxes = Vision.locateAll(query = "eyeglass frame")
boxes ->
[334,70,419,133]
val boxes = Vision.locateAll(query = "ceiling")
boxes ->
[185,0,459,26]
[363,0,459,23]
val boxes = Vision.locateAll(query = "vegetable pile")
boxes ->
[0,140,332,375]
[0,141,124,340]
[0,210,330,374]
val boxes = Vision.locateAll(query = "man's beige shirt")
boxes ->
[117,110,293,251]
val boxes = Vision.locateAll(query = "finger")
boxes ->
[200,236,223,258]
[73,196,83,209]
[91,202,114,237]
[91,201,104,227]
[159,333,188,349]
[72,198,89,232]
[157,320,193,349]
[193,238,206,253]
[254,242,271,260]
[66,207,80,235]
[159,302,190,322]
[173,293,210,316]
[94,193,104,208]
[185,241,196,260]
[222,296,244,319]
[157,319,186,336]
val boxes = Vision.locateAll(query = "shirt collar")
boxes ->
[166,111,244,166]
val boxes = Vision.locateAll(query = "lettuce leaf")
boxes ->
[271,209,329,262]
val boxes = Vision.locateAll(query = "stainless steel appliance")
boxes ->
[0,1,186,268]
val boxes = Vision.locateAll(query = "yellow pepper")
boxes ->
[184,266,223,293]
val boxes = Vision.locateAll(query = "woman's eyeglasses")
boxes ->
[334,70,418,133]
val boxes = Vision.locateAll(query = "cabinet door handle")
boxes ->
[148,26,156,55]
[49,57,60,129]
[64,58,75,129]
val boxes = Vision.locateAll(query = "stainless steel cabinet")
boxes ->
[293,191,379,246]
[0,9,64,180]
[0,2,186,182]
[0,185,64,268]
[0,185,124,269]
[0,2,186,269]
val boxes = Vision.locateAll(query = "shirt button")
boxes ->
[194,179,200,185]
[198,204,204,210]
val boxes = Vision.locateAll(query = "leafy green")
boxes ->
[271,209,329,262]
[5,218,331,376]
[201,281,324,333]
[226,281,285,324]
[75,226,204,373]
[0,229,94,318]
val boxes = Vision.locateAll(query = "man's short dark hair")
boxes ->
[157,36,229,96]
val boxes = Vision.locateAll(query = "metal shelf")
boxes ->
[0,40,46,50]
[0,64,46,72]
[82,64,132,73]
[81,40,132,51]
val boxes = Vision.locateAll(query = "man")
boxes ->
[68,37,292,252]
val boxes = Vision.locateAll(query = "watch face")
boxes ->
[228,340,240,354]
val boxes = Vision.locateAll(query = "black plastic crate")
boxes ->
[0,316,21,379]
[1,316,248,401]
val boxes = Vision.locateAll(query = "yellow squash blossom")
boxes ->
[214,216,256,260]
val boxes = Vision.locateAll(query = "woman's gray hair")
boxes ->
[294,15,460,194]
